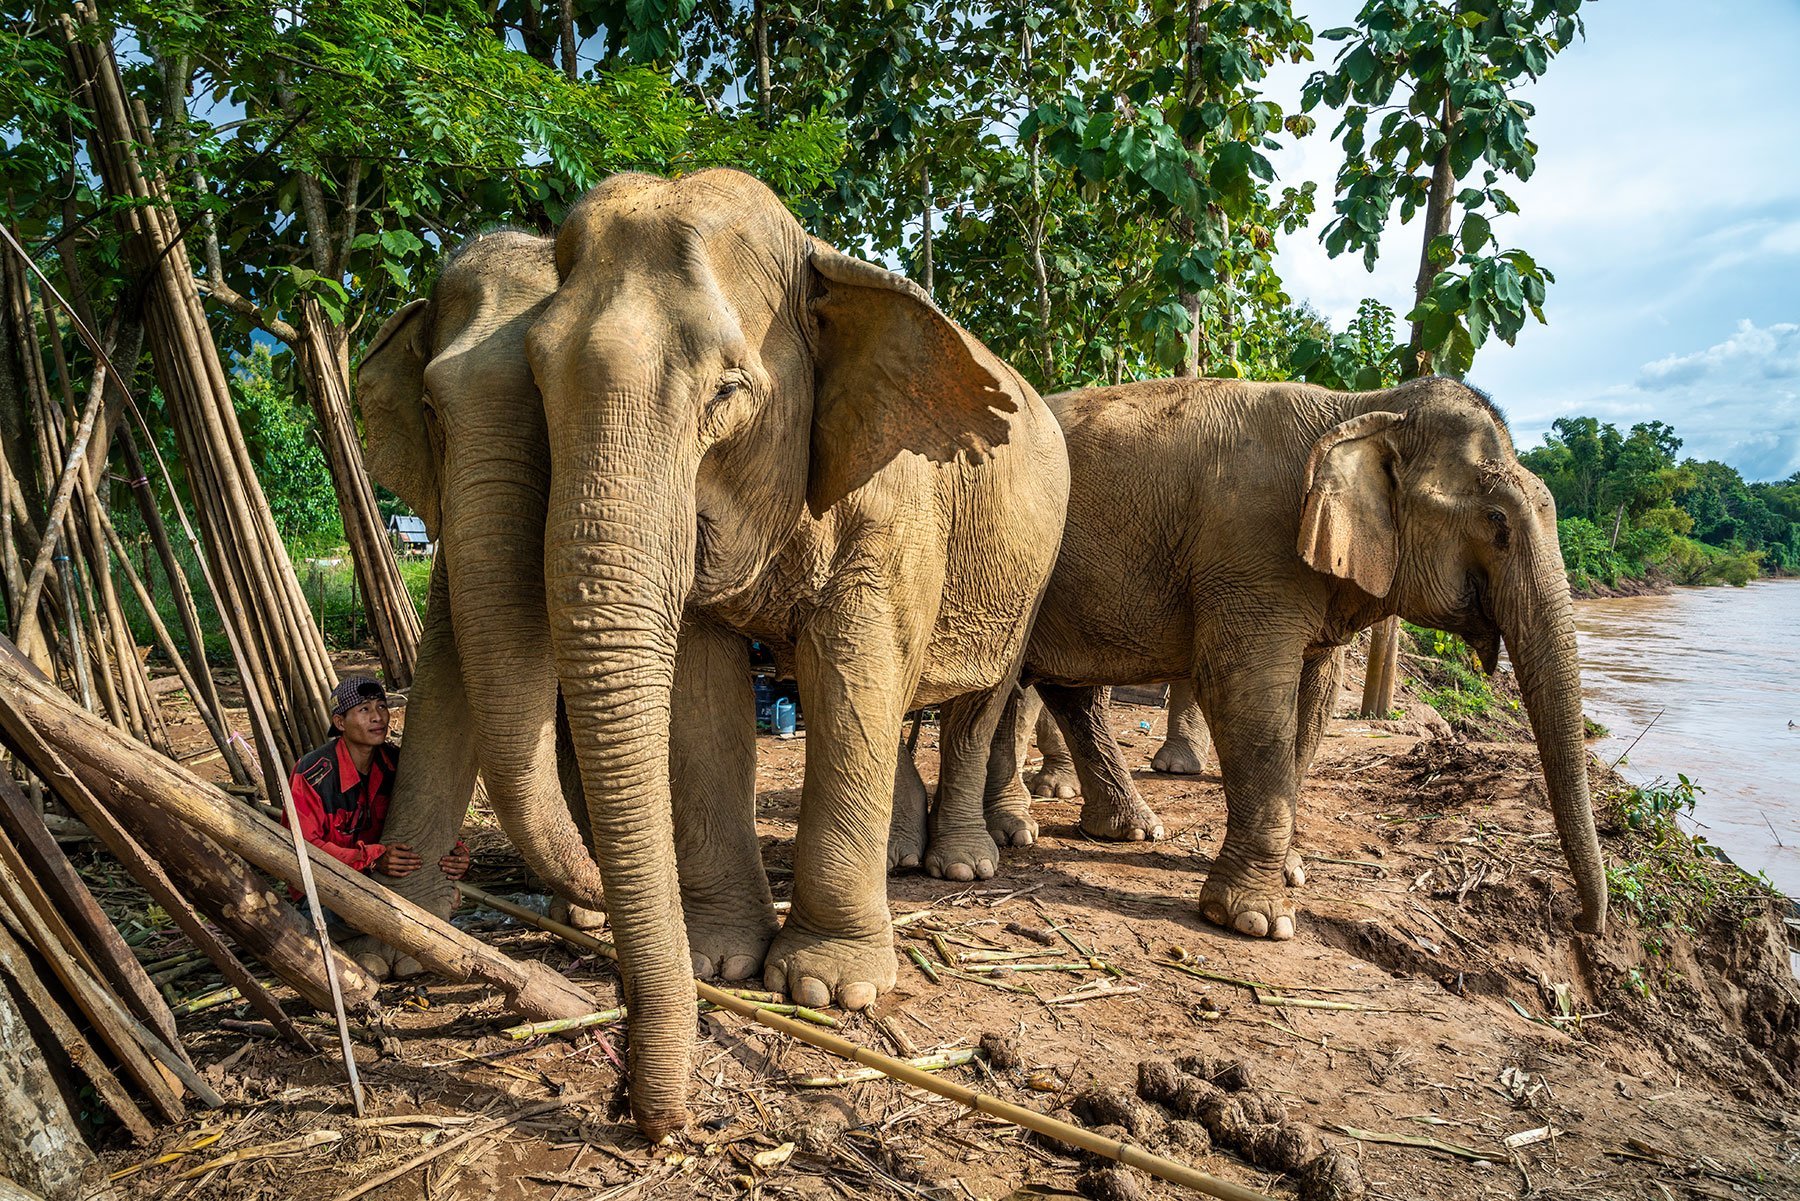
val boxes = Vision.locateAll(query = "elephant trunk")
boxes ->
[443,449,606,910]
[545,429,697,1138]
[1497,553,1608,936]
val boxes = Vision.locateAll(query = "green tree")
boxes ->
[1302,0,1587,377]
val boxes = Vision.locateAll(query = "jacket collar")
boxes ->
[333,737,392,793]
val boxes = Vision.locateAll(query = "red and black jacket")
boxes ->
[285,738,398,874]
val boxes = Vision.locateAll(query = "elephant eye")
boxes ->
[712,380,740,403]
[1487,509,1510,549]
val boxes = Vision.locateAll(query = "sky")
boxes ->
[1259,0,1800,481]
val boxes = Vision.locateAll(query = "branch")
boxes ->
[197,278,298,345]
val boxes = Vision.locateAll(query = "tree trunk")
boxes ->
[1405,88,1458,380]
[1359,615,1397,719]
[1021,21,1054,381]
[918,169,934,296]
[0,956,99,1200]
[294,301,420,687]
[754,0,772,125]
[559,0,578,81]
[1609,502,1626,549]
[1177,0,1207,379]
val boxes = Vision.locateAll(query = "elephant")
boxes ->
[519,168,1069,1136]
[963,375,1606,944]
[352,230,596,976]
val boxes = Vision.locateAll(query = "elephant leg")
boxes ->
[1037,685,1165,841]
[1282,646,1346,889]
[979,684,1040,851]
[887,739,929,872]
[764,598,913,1012]
[1194,651,1303,940]
[671,619,777,981]
[923,681,1018,881]
[343,556,476,979]
[1026,688,1080,799]
[1151,679,1213,775]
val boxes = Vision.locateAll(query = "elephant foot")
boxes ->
[687,906,779,981]
[888,747,931,872]
[392,955,425,979]
[1199,870,1297,940]
[1028,762,1081,799]
[923,828,999,882]
[341,933,395,983]
[986,788,1040,850]
[1284,848,1306,888]
[1078,792,1165,842]
[765,922,897,1011]
[1151,736,1209,775]
[550,897,609,931]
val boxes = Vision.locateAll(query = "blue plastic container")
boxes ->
[773,696,797,738]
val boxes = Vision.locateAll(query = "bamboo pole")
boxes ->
[453,883,1268,1200]
[0,641,597,1022]
[1360,616,1397,719]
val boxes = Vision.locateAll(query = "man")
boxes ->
[286,674,470,896]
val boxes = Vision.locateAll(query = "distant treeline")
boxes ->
[1519,417,1800,588]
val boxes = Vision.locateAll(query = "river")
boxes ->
[1573,579,1800,897]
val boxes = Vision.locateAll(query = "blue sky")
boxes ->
[1261,0,1800,481]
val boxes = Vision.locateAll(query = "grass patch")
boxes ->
[1603,775,1775,959]
[1400,622,1526,736]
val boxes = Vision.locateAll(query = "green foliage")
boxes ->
[1401,620,1513,731]
[231,347,342,543]
[1288,297,1402,390]
[1523,414,1794,588]
[1604,776,1772,952]
[1302,0,1589,375]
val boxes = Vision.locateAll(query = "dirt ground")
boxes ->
[90,655,1800,1200]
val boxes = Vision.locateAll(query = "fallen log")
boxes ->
[0,637,595,1021]
[0,647,369,1025]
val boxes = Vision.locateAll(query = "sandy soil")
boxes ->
[91,658,1800,1200]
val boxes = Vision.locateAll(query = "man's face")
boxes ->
[333,698,389,749]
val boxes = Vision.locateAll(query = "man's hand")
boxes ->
[438,841,471,881]
[375,843,423,877]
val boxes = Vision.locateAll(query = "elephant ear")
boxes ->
[357,298,442,539]
[805,239,1022,517]
[1296,410,1406,597]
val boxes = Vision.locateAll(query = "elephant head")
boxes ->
[523,169,1022,1136]
[1297,379,1606,935]
[357,231,603,922]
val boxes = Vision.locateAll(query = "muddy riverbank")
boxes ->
[89,658,1800,1200]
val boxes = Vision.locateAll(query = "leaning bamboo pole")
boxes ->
[294,301,420,687]
[63,6,333,768]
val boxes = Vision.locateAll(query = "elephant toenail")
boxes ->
[722,955,759,981]
[839,982,875,1010]
[1150,826,1166,840]
[976,859,995,879]
[1235,912,1269,938]
[944,863,975,882]
[795,977,831,1008]
[898,854,920,869]
[690,954,715,977]
[1127,828,1146,841]
[1273,916,1295,940]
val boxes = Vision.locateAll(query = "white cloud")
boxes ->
[1518,321,1800,481]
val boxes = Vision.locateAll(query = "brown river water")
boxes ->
[1573,579,1800,897]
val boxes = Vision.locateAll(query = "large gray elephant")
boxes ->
[356,232,763,983]
[967,376,1606,944]
[519,169,1069,1136]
